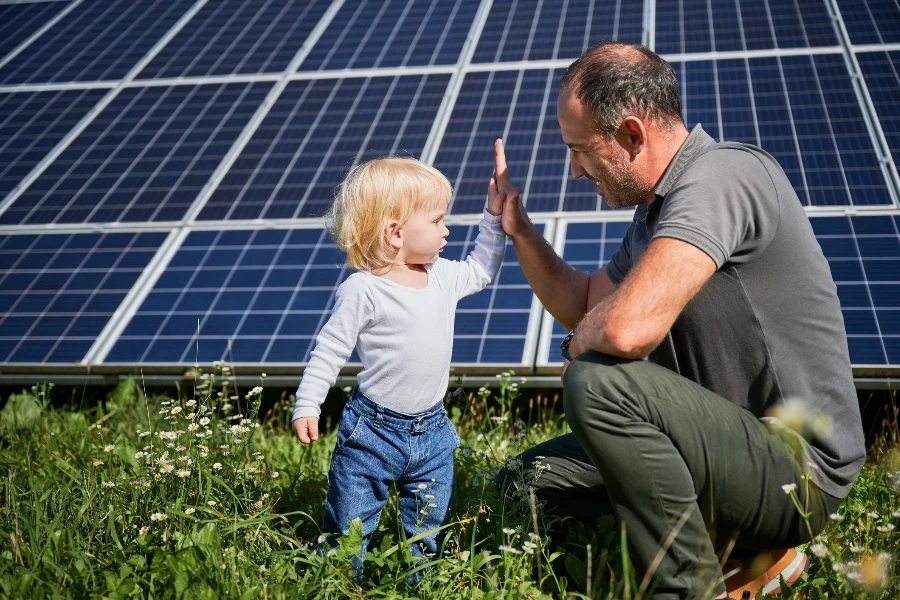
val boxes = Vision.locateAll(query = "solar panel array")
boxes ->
[1,0,898,377]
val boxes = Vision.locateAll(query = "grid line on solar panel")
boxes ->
[537,220,631,366]
[837,0,900,45]
[0,0,196,85]
[0,230,166,364]
[670,54,892,207]
[811,214,900,365]
[102,223,543,366]
[0,0,70,62]
[0,87,107,200]
[0,81,272,226]
[471,0,643,64]
[539,215,900,366]
[298,0,479,71]
[857,51,900,184]
[137,0,333,79]
[434,68,614,215]
[654,0,838,54]
[195,73,450,221]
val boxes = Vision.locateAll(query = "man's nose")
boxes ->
[570,150,586,179]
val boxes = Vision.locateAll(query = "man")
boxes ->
[491,41,864,599]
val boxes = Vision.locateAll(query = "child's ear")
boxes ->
[385,219,403,251]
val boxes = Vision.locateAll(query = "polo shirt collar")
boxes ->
[654,124,715,199]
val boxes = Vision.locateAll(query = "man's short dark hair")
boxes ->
[560,41,684,136]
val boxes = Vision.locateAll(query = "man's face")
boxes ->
[557,90,652,209]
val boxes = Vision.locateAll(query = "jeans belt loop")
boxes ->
[374,403,383,427]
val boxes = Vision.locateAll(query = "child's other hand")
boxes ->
[292,417,319,444]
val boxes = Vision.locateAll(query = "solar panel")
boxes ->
[0,87,106,200]
[298,0,478,71]
[857,51,900,169]
[538,216,900,367]
[654,0,838,54]
[434,68,616,215]
[0,0,70,61]
[101,223,545,367]
[470,0,643,63]
[671,54,892,207]
[137,0,333,79]
[195,73,450,221]
[836,0,900,45]
[0,81,272,225]
[0,230,167,364]
[0,0,194,85]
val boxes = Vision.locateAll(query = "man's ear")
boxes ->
[385,219,403,251]
[617,116,647,159]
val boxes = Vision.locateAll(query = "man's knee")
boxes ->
[563,354,651,432]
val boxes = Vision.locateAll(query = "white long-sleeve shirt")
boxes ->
[292,211,506,421]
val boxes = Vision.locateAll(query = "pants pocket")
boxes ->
[335,409,365,451]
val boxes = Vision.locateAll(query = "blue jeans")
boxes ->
[323,388,459,565]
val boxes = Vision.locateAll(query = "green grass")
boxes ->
[0,366,897,599]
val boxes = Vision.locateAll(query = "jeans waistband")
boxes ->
[347,388,446,433]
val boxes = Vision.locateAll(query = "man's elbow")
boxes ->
[604,324,658,360]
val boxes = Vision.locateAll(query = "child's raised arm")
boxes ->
[292,275,374,432]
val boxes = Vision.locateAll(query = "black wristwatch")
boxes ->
[559,329,576,362]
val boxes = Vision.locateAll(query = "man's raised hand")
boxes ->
[491,139,531,237]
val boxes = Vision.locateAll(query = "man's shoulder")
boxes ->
[677,141,778,192]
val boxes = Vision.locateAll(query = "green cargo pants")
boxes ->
[497,352,841,599]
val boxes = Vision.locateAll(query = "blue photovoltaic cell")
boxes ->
[811,215,900,366]
[655,0,838,54]
[543,216,900,366]
[0,87,107,200]
[0,82,272,226]
[105,224,541,366]
[0,231,166,364]
[544,221,631,364]
[434,69,615,215]
[837,0,900,45]
[671,54,891,206]
[0,0,194,85]
[197,74,450,221]
[471,0,643,63]
[298,0,478,71]
[138,0,332,78]
[857,51,900,169]
[0,0,69,61]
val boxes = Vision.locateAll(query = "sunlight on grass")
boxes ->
[0,366,897,598]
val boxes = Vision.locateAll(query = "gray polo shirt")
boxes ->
[606,125,865,498]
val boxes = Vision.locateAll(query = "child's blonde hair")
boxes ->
[327,157,452,271]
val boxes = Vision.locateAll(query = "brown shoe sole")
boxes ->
[725,548,807,597]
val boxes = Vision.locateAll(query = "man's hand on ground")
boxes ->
[292,417,319,444]
[492,139,531,237]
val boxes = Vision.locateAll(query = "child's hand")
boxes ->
[292,417,319,444]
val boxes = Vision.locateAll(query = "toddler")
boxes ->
[292,157,507,567]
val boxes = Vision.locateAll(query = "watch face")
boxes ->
[560,329,575,361]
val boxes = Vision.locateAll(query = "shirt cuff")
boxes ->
[482,209,502,223]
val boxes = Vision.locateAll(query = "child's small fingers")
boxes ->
[308,419,319,441]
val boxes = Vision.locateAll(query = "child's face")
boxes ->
[396,204,449,265]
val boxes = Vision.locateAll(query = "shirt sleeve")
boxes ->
[292,275,374,421]
[446,210,507,299]
[605,220,636,285]
[652,147,780,268]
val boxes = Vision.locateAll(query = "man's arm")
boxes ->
[492,139,618,329]
[568,236,717,360]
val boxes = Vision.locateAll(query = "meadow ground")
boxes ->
[0,365,898,599]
